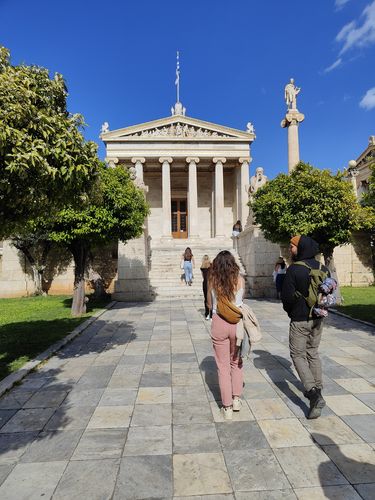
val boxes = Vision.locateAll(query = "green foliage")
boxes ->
[250,162,375,253]
[49,164,150,246]
[362,162,375,210]
[0,46,100,234]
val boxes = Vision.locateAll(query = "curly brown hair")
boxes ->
[209,250,240,300]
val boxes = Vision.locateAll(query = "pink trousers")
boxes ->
[211,313,243,407]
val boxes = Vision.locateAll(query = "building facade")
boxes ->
[101,104,256,300]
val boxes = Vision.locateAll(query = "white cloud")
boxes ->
[337,1,375,54]
[335,0,351,10]
[324,57,342,72]
[359,87,375,110]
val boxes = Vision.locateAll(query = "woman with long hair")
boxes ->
[181,247,194,286]
[207,250,245,420]
[200,255,211,320]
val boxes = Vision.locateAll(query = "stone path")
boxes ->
[0,299,374,499]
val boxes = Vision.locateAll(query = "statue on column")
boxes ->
[284,78,301,110]
[249,167,268,199]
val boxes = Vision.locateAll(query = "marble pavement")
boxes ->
[0,299,374,499]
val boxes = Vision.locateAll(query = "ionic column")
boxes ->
[281,110,305,172]
[239,158,250,226]
[105,157,118,168]
[187,157,199,238]
[213,157,226,237]
[159,157,173,238]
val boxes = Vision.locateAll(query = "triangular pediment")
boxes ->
[101,115,254,142]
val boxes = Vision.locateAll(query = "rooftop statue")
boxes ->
[101,122,109,134]
[284,78,301,110]
[246,122,255,134]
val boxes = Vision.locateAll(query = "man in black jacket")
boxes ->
[281,235,329,419]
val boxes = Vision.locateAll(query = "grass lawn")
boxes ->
[0,295,110,381]
[337,286,375,325]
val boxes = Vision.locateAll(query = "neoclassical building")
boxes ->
[100,102,261,300]
[101,103,255,241]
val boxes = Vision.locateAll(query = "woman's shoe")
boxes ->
[221,406,233,420]
[205,315,210,320]
[232,397,242,412]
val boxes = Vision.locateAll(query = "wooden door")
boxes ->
[171,199,188,238]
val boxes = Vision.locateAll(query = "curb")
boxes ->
[329,308,375,329]
[0,301,116,398]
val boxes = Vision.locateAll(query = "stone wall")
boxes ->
[334,233,374,286]
[235,225,281,298]
[0,240,117,298]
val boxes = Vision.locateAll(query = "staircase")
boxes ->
[148,238,249,299]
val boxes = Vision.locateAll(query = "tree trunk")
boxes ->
[322,246,342,305]
[16,244,45,295]
[70,241,89,317]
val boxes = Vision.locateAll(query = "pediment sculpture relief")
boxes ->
[126,123,232,138]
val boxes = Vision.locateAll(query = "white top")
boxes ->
[211,287,244,314]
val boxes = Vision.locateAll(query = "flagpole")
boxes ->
[176,51,180,103]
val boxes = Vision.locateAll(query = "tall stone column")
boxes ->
[239,158,250,226]
[187,157,199,238]
[160,157,173,239]
[213,157,226,237]
[281,110,305,172]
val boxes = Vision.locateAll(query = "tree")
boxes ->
[49,164,149,316]
[0,46,100,235]
[250,162,375,291]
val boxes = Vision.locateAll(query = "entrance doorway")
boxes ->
[171,199,188,238]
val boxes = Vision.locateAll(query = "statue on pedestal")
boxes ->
[249,167,268,198]
[284,78,301,110]
[101,122,109,134]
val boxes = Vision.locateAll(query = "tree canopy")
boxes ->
[250,162,375,258]
[0,46,100,234]
[49,164,149,315]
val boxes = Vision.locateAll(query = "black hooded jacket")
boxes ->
[281,236,329,321]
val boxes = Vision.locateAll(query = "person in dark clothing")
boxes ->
[281,235,329,419]
[200,255,212,319]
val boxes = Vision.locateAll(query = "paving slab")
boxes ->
[52,458,119,500]
[0,461,67,500]
[113,455,173,499]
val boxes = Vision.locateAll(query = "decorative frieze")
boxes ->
[127,123,232,139]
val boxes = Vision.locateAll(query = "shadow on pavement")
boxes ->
[0,304,137,468]
[252,349,310,416]
[312,433,375,498]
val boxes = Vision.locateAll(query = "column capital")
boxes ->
[213,157,226,164]
[238,157,251,165]
[131,157,146,164]
[159,157,173,164]
[105,157,119,168]
[186,157,200,164]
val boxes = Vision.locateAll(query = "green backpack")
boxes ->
[294,261,329,318]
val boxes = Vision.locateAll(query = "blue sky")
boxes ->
[1,0,374,178]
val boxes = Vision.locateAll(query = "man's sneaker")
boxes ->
[307,387,326,419]
[221,406,233,420]
[232,397,242,412]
